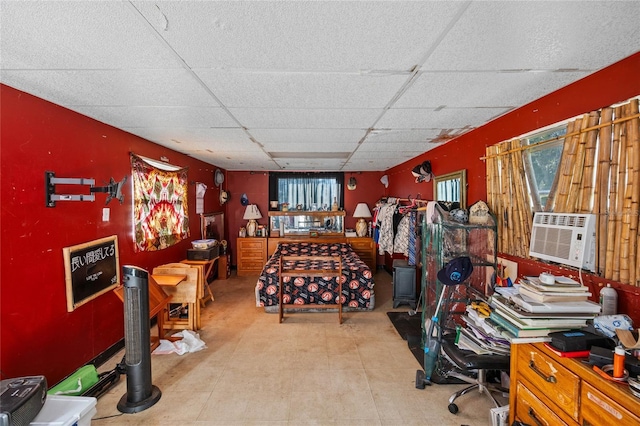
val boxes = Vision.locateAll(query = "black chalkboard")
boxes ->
[63,235,120,312]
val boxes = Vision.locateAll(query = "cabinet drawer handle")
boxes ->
[529,360,557,383]
[527,407,544,426]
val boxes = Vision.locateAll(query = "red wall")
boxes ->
[0,84,225,383]
[385,52,640,323]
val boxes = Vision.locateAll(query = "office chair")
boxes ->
[440,333,510,414]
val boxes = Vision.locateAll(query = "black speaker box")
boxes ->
[0,376,47,426]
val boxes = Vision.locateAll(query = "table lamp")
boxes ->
[353,203,372,237]
[243,204,262,237]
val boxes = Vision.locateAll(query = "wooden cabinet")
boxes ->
[510,342,640,426]
[237,237,267,276]
[347,237,376,271]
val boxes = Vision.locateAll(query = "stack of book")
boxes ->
[518,275,591,302]
[488,291,601,343]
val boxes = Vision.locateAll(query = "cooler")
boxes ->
[30,395,97,426]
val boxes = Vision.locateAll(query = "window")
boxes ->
[523,126,566,210]
[269,172,344,211]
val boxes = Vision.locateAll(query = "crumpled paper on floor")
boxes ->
[152,330,207,355]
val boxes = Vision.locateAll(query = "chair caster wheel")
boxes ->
[415,370,425,389]
[448,403,458,414]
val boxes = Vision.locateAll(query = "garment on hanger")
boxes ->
[393,214,410,256]
[377,203,396,255]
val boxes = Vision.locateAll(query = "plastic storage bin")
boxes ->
[30,395,97,426]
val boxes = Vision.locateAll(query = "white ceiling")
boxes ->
[2,1,639,171]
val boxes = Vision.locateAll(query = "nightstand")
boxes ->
[237,237,267,276]
[347,237,376,271]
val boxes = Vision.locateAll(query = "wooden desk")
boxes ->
[181,257,218,306]
[509,342,640,425]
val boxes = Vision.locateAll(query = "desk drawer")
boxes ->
[517,344,580,421]
[581,382,640,426]
[515,381,575,426]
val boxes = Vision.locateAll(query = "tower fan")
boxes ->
[117,265,161,413]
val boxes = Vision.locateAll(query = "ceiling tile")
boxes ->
[396,71,590,108]
[195,71,408,109]
[377,107,511,129]
[78,106,238,129]
[122,128,256,149]
[425,1,640,71]
[228,108,382,129]
[2,69,218,107]
[251,129,366,144]
[132,1,463,71]
[0,1,183,69]
[364,129,444,143]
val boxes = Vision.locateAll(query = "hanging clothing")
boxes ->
[377,203,396,255]
[393,215,410,256]
[408,211,417,266]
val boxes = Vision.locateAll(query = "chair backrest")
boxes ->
[152,265,198,302]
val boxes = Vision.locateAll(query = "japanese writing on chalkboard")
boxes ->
[70,243,115,273]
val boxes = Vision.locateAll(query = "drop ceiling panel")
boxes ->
[350,150,427,160]
[121,128,256,150]
[264,143,358,154]
[195,71,409,109]
[358,142,433,152]
[132,1,463,71]
[274,159,346,170]
[228,108,381,129]
[1,69,218,108]
[396,71,590,108]
[345,159,401,171]
[364,129,444,143]
[424,1,640,71]
[0,1,183,70]
[378,107,511,130]
[78,106,238,129]
[251,129,366,144]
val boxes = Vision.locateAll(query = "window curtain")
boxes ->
[131,153,190,252]
[270,172,344,210]
[486,98,640,285]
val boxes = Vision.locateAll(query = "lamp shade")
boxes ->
[243,204,262,220]
[353,203,372,218]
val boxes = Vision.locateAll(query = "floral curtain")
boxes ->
[131,153,189,252]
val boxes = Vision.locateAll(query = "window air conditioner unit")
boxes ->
[528,212,596,272]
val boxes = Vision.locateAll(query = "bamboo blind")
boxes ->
[486,98,640,286]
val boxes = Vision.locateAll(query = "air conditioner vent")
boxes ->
[529,213,596,271]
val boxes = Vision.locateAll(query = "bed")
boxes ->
[255,241,375,312]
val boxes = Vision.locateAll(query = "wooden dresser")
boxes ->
[509,342,640,425]
[347,237,376,271]
[237,237,267,276]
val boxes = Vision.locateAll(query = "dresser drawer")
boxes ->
[349,240,373,250]
[581,382,640,426]
[241,250,265,259]
[240,240,266,250]
[515,381,576,426]
[517,344,580,420]
[239,260,265,270]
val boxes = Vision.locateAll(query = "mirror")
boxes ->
[434,169,466,208]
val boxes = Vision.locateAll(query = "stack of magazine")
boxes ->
[487,275,601,343]
[455,305,512,355]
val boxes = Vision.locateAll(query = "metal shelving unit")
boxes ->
[417,204,498,385]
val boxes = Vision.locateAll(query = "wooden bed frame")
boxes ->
[278,255,343,323]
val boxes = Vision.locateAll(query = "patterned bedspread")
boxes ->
[255,242,375,309]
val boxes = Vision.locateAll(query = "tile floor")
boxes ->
[93,269,504,425]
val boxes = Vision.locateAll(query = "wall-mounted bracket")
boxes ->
[45,171,126,207]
